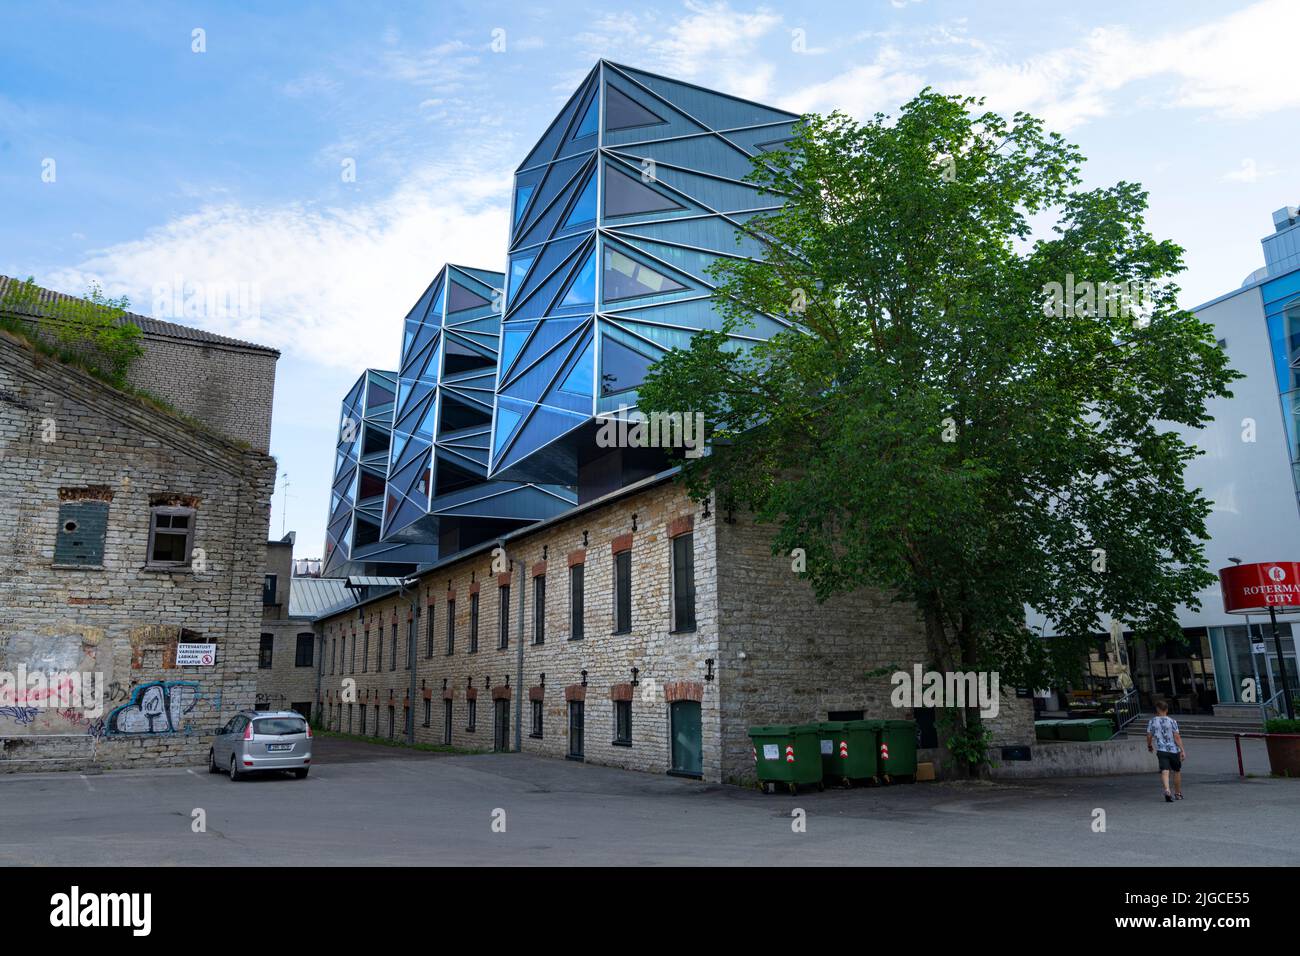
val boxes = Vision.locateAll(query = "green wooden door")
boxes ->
[670,701,702,776]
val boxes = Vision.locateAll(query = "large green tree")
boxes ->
[637,92,1238,771]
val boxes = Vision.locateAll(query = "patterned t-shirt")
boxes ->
[1146,715,1180,753]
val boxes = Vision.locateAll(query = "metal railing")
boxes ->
[1261,688,1290,723]
[1111,688,1141,735]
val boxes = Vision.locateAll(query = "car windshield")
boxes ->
[253,717,307,736]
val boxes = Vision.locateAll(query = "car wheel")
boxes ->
[293,768,309,780]
[229,755,242,781]
[208,750,220,774]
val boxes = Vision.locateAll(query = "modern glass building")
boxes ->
[324,62,802,573]
[325,265,576,576]
[488,60,800,498]
[323,368,398,575]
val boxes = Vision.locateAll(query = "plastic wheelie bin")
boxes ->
[819,719,880,786]
[877,719,918,783]
[749,723,824,794]
[1035,720,1062,741]
[1058,717,1113,741]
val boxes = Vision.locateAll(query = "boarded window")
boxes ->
[54,500,109,567]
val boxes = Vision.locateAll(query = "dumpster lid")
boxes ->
[747,725,793,736]
[880,719,916,729]
[818,721,851,732]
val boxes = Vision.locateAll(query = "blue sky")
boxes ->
[2,0,1297,558]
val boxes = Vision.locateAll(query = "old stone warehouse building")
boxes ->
[0,278,279,771]
[315,470,1033,784]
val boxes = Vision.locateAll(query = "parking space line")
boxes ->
[78,774,94,792]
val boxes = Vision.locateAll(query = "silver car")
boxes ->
[208,710,312,780]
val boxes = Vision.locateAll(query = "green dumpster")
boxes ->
[818,719,880,786]
[1035,720,1062,741]
[749,723,824,794]
[877,719,918,782]
[1058,718,1113,742]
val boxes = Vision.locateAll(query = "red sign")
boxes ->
[1219,562,1300,614]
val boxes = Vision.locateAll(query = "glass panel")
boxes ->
[605,85,665,132]
[560,252,596,307]
[601,337,654,395]
[564,175,597,228]
[604,247,685,301]
[514,184,535,224]
[493,406,522,455]
[559,340,594,397]
[508,254,536,299]
[573,95,598,139]
[448,281,491,314]
[604,166,683,218]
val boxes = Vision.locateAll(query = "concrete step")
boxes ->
[1124,713,1264,739]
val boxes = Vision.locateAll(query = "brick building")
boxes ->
[314,470,1033,784]
[0,283,279,772]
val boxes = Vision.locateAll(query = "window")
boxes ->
[672,532,696,632]
[426,604,435,657]
[295,633,314,667]
[373,705,380,737]
[405,618,413,669]
[467,698,477,732]
[569,564,584,640]
[359,705,366,735]
[443,699,452,745]
[446,601,456,655]
[498,586,510,649]
[258,634,273,669]
[614,549,632,634]
[358,631,365,673]
[533,575,546,644]
[423,698,431,728]
[530,699,543,738]
[614,700,632,746]
[262,574,277,606]
[375,627,382,670]
[348,704,354,734]
[470,593,479,653]
[389,623,397,671]
[329,637,336,674]
[147,506,195,568]
[387,707,395,739]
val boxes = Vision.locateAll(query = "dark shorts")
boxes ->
[1157,751,1182,772]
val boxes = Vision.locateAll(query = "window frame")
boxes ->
[533,574,546,645]
[498,585,510,649]
[613,699,632,746]
[446,600,456,656]
[470,592,480,653]
[671,532,697,633]
[569,563,584,640]
[258,633,273,670]
[294,632,314,668]
[146,505,196,569]
[613,549,632,634]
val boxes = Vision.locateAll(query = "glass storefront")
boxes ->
[1209,622,1298,704]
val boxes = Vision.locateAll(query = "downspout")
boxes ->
[402,578,420,745]
[514,542,525,751]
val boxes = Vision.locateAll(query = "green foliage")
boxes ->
[1264,718,1300,734]
[638,91,1238,772]
[0,276,142,387]
[936,707,996,771]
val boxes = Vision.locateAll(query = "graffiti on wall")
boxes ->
[105,681,200,735]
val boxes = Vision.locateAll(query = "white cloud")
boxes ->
[575,1,785,101]
[782,0,1300,129]
[1222,158,1278,184]
[47,160,512,372]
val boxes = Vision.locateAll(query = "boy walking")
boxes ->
[1145,700,1186,802]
